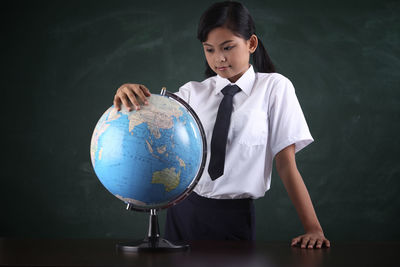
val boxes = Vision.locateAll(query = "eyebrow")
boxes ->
[203,40,234,47]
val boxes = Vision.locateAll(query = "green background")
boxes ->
[2,0,399,241]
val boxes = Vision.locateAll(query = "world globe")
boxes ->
[90,89,206,252]
[90,90,206,211]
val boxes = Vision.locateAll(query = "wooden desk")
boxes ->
[0,238,398,266]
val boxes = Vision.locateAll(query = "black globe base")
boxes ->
[117,237,189,252]
[117,207,189,253]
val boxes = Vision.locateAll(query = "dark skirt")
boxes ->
[164,191,255,241]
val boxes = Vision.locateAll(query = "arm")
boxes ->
[275,144,331,249]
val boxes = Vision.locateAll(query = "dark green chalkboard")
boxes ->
[2,0,399,241]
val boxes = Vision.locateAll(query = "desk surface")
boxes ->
[0,238,398,267]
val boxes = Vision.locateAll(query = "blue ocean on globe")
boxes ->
[90,94,203,209]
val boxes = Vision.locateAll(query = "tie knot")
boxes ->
[221,85,241,96]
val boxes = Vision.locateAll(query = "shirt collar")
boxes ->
[215,65,255,96]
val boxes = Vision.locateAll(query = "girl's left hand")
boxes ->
[291,231,331,249]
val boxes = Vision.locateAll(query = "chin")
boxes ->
[216,71,233,79]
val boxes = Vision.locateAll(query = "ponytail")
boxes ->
[252,39,276,73]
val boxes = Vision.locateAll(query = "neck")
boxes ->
[228,64,250,83]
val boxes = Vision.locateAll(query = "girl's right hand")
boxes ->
[113,83,151,111]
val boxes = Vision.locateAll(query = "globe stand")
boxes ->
[116,206,190,252]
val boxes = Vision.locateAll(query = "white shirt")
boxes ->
[175,65,313,199]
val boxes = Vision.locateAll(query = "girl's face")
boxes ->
[202,27,258,83]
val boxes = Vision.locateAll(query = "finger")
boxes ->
[315,239,323,249]
[126,91,141,110]
[120,84,144,108]
[113,95,122,111]
[324,239,331,248]
[301,237,310,249]
[307,239,317,249]
[120,94,134,111]
[120,86,141,110]
[139,85,151,97]
[134,86,149,105]
[128,94,140,110]
[291,237,301,246]
[116,86,131,110]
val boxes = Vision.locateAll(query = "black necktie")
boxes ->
[208,84,241,180]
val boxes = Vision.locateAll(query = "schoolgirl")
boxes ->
[113,1,330,249]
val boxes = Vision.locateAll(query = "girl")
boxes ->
[113,1,330,249]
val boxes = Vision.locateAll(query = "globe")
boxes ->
[90,90,206,213]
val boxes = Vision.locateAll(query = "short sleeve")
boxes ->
[174,82,191,104]
[268,76,314,158]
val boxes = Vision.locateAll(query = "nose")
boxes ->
[215,51,226,63]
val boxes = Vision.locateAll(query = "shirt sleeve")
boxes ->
[268,76,314,158]
[173,82,191,104]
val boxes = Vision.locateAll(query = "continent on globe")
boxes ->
[125,96,183,135]
[90,107,122,168]
[157,145,167,154]
[152,168,181,192]
[177,156,186,169]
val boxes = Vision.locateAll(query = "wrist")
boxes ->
[305,225,324,234]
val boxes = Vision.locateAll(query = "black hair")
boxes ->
[197,1,276,77]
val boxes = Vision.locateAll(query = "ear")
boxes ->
[248,34,258,54]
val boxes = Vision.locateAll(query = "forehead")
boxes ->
[204,27,243,45]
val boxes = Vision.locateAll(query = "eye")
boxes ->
[224,46,234,51]
[205,48,214,53]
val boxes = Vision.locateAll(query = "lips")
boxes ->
[216,66,230,71]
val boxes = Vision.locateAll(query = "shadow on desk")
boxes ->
[0,238,398,267]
